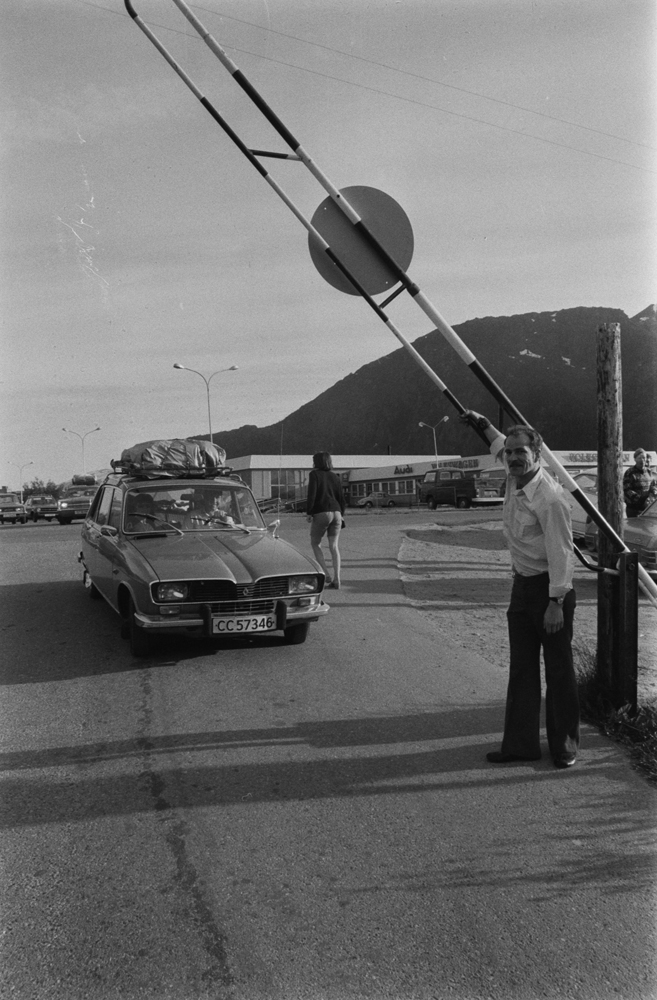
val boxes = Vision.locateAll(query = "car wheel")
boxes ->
[31,513,37,522]
[57,517,73,525]
[283,622,310,645]
[0,516,3,525]
[387,500,395,507]
[428,498,437,510]
[364,501,373,509]
[456,497,471,509]
[127,597,151,657]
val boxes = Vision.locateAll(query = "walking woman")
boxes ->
[306,452,345,589]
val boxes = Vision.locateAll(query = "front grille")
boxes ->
[208,599,276,615]
[188,580,237,602]
[187,577,290,602]
[237,577,289,599]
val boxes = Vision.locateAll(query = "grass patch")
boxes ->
[575,645,657,786]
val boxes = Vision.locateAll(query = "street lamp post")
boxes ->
[173,364,238,443]
[418,416,449,465]
[8,461,34,503]
[62,426,101,474]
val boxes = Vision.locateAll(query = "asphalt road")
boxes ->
[0,515,655,1000]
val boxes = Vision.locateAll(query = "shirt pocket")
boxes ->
[514,509,542,540]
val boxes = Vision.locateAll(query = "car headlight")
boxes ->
[59,502,68,509]
[155,582,189,601]
[288,575,318,594]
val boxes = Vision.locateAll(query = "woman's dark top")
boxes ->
[306,468,345,515]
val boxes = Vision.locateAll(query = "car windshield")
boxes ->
[124,484,266,533]
[640,496,657,518]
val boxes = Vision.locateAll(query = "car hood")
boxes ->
[128,530,319,583]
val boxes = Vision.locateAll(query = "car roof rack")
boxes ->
[106,464,243,483]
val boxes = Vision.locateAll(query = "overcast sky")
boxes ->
[1,0,655,487]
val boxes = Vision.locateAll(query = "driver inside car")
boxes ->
[181,490,235,529]
[125,493,157,532]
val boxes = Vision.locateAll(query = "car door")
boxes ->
[84,486,117,598]
[94,488,125,602]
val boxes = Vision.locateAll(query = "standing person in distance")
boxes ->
[306,452,345,590]
[623,448,657,518]
[463,411,580,769]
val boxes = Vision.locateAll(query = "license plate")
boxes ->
[211,615,277,635]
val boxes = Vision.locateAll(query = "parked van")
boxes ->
[418,468,477,509]
[473,468,506,505]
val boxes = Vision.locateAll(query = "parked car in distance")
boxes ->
[418,468,477,510]
[0,493,26,524]
[621,497,657,577]
[56,486,98,525]
[79,471,329,656]
[582,494,657,578]
[472,468,506,506]
[356,491,396,508]
[568,471,600,543]
[23,494,58,521]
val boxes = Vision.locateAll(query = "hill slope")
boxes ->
[210,306,656,458]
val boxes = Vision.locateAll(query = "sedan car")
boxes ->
[23,494,58,521]
[584,496,657,577]
[79,472,329,656]
[356,491,396,508]
[56,486,98,525]
[568,471,599,542]
[0,494,26,524]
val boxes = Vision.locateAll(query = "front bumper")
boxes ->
[134,597,330,632]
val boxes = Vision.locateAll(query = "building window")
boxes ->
[270,468,309,501]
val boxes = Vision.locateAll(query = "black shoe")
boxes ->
[486,751,541,763]
[553,753,576,769]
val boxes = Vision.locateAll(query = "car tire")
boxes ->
[387,500,395,507]
[127,597,151,657]
[57,517,73,525]
[364,501,373,509]
[283,622,310,645]
[0,516,3,525]
[456,497,471,509]
[427,498,437,510]
[31,513,37,522]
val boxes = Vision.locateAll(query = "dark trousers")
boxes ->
[502,573,580,759]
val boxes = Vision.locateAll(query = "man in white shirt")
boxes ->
[465,413,580,769]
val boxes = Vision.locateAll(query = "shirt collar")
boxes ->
[512,466,544,500]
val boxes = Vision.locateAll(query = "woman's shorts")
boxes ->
[310,511,342,544]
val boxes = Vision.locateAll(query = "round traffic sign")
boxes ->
[308,186,414,296]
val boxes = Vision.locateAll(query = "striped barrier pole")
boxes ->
[123,0,657,605]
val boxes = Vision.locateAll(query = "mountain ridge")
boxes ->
[204,305,657,459]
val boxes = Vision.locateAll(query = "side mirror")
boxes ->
[100,525,118,537]
[267,519,280,537]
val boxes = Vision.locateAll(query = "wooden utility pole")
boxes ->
[596,323,637,708]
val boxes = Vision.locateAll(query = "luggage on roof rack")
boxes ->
[111,439,227,477]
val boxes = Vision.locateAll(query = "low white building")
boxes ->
[227,454,459,503]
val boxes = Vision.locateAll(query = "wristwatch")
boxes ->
[549,596,564,606]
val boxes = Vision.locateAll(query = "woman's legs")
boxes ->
[310,513,332,581]
[326,517,341,587]
[310,512,341,586]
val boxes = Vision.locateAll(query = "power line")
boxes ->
[70,0,655,173]
[193,3,656,154]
